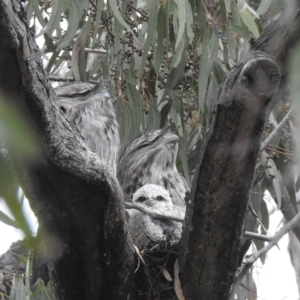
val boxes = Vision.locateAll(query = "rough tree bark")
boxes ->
[0,1,135,299]
[289,230,300,299]
[0,1,300,300]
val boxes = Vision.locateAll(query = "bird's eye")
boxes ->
[136,196,147,202]
[156,196,165,201]
[138,143,150,149]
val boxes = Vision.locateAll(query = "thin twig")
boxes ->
[260,107,294,153]
[243,231,272,242]
[89,0,96,9]
[48,75,98,84]
[125,203,185,222]
[102,17,115,38]
[85,48,107,54]
[128,3,148,20]
[230,209,300,299]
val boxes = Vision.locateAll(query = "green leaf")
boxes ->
[170,25,188,69]
[238,2,259,38]
[25,252,31,295]
[92,0,104,48]
[225,27,237,61]
[265,158,283,209]
[108,0,136,39]
[155,8,167,72]
[46,51,60,73]
[15,279,26,300]
[254,238,266,264]
[9,275,18,300]
[174,0,186,49]
[212,61,226,85]
[71,19,91,81]
[126,82,142,138]
[51,50,71,74]
[277,153,298,212]
[260,199,269,231]
[198,30,218,110]
[250,183,262,217]
[116,102,132,146]
[31,279,45,297]
[25,2,34,25]
[185,0,194,41]
[30,0,46,27]
[0,210,20,228]
[41,286,53,300]
[140,2,159,71]
[160,101,172,128]
[57,1,83,51]
[146,96,161,131]
[219,0,227,33]
[38,0,69,37]
[257,0,272,16]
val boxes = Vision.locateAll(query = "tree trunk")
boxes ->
[289,230,300,300]
[1,0,300,300]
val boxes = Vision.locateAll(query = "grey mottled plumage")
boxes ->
[55,81,120,175]
[127,184,183,248]
[117,127,189,207]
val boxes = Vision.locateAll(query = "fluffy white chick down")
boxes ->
[127,184,184,249]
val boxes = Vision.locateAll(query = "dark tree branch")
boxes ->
[48,75,98,83]
[0,1,134,299]
[179,2,300,299]
[125,203,185,222]
[243,231,272,243]
[179,53,281,300]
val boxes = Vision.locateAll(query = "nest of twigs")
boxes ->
[133,239,182,300]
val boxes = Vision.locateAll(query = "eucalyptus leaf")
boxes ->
[15,279,26,300]
[92,0,104,48]
[155,8,167,72]
[9,276,18,300]
[0,210,20,228]
[174,0,186,49]
[126,82,142,138]
[108,0,136,39]
[260,198,269,231]
[57,1,83,51]
[265,158,283,209]
[237,3,259,38]
[38,0,68,37]
[257,0,272,16]
[30,0,47,28]
[198,30,218,110]
[146,96,161,131]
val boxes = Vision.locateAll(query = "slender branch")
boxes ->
[260,106,294,153]
[125,203,184,222]
[127,3,148,20]
[85,48,107,54]
[243,231,272,242]
[230,209,300,299]
[48,76,98,84]
[89,0,96,9]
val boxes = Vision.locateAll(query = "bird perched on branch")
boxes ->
[55,81,120,175]
[126,184,183,249]
[117,126,189,208]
